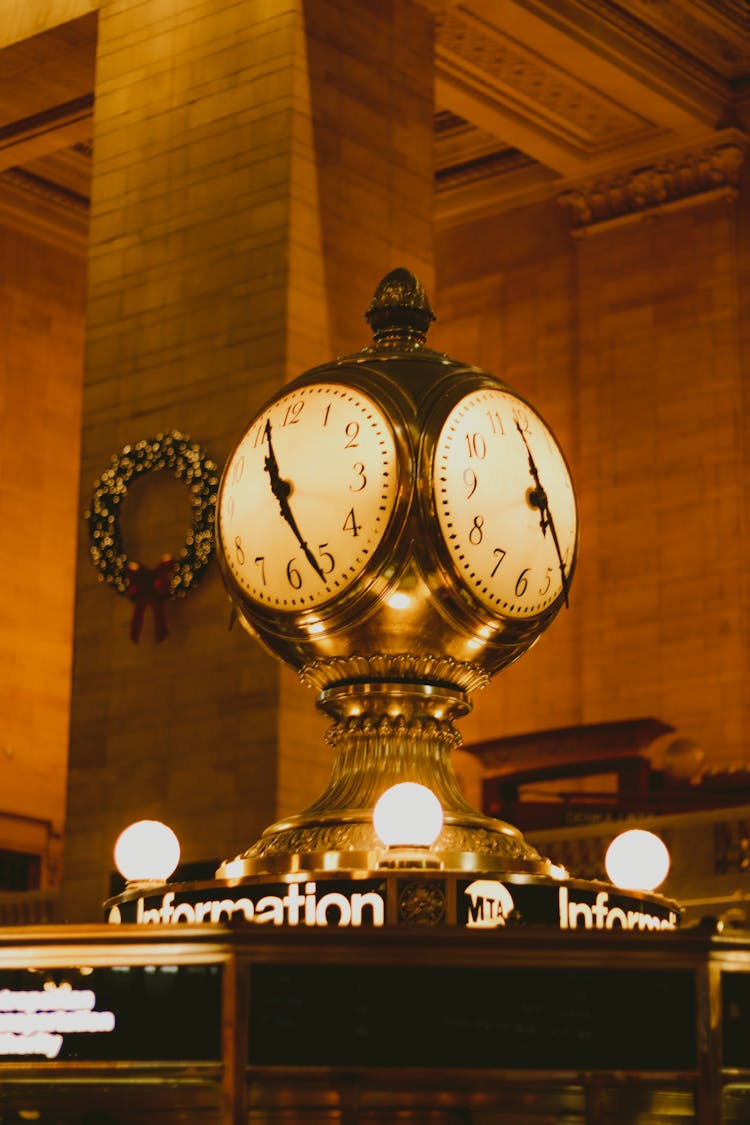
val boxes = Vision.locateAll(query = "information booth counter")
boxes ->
[0,923,748,1124]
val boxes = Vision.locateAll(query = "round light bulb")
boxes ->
[373,783,443,848]
[114,820,180,883]
[605,829,670,892]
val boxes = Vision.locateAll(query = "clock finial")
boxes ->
[365,267,435,347]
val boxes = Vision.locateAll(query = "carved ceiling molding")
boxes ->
[435,7,650,153]
[0,166,88,253]
[558,136,747,233]
[564,0,733,92]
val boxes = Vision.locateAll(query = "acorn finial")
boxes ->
[365,268,435,348]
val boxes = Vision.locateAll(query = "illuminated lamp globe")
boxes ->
[605,829,670,893]
[373,783,443,848]
[114,820,180,884]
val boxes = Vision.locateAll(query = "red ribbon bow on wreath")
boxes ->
[125,556,176,643]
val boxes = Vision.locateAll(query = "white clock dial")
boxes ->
[433,388,577,617]
[219,383,398,610]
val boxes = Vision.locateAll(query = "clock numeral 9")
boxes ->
[464,468,477,499]
[469,515,484,545]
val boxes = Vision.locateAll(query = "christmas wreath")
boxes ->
[86,431,219,642]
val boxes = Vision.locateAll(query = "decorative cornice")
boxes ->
[558,140,746,230]
[436,8,650,151]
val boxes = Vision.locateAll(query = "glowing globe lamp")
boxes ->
[605,829,670,893]
[373,783,443,849]
[114,820,180,884]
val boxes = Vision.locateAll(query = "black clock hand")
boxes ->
[263,420,326,582]
[515,419,570,608]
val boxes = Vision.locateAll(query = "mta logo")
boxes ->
[464,879,515,929]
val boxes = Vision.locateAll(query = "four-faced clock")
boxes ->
[218,382,399,612]
[431,387,577,618]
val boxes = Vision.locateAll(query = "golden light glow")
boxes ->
[373,783,443,848]
[605,829,670,892]
[114,820,180,883]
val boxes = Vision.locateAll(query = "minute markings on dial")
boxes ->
[514,418,570,609]
[262,418,326,582]
[222,384,397,610]
[435,389,575,615]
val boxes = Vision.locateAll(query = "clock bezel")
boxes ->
[417,373,579,636]
[216,369,414,640]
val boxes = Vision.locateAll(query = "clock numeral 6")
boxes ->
[234,536,245,565]
[286,559,302,589]
[515,568,530,597]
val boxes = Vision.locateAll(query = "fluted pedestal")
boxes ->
[221,679,550,878]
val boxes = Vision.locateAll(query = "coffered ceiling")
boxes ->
[0,1,747,246]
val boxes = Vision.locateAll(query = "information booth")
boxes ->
[0,921,748,1124]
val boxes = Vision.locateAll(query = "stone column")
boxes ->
[63,0,434,920]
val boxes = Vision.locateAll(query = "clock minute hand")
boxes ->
[262,420,326,582]
[515,419,570,609]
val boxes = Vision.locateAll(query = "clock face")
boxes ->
[433,388,577,618]
[218,383,399,611]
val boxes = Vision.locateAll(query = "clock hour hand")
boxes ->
[262,420,326,582]
[515,420,570,608]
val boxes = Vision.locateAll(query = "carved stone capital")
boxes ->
[559,141,747,230]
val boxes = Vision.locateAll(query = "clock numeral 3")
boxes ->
[350,463,367,492]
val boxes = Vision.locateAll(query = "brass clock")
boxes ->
[217,381,405,617]
[215,269,579,875]
[428,385,576,619]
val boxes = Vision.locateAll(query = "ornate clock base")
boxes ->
[217,672,552,880]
